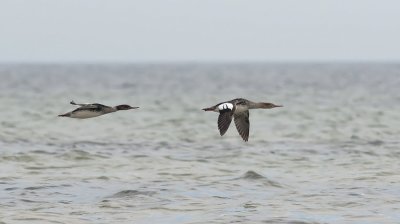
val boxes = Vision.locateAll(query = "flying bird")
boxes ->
[202,98,282,141]
[58,100,139,119]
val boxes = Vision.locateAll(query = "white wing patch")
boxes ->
[218,103,233,111]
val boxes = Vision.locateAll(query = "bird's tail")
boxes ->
[202,107,214,111]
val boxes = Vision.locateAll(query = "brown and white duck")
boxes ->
[202,98,282,141]
[58,100,139,119]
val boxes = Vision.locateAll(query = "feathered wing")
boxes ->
[72,104,111,113]
[218,110,234,136]
[234,111,250,141]
[72,104,99,111]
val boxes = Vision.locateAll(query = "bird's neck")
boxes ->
[248,101,263,109]
[109,107,118,112]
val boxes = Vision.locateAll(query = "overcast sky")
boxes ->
[1,0,399,63]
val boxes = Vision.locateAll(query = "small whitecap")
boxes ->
[218,103,233,111]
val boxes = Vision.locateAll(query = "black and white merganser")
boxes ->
[58,101,139,119]
[202,98,282,141]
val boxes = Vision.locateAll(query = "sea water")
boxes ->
[0,63,399,223]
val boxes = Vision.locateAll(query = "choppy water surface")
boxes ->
[0,63,399,223]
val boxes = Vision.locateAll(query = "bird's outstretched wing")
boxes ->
[217,103,235,136]
[70,100,92,106]
[218,110,233,136]
[72,103,110,113]
[76,104,99,109]
[234,111,250,141]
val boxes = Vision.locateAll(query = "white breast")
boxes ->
[218,103,233,111]
[71,110,104,119]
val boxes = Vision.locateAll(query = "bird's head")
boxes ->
[115,105,139,110]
